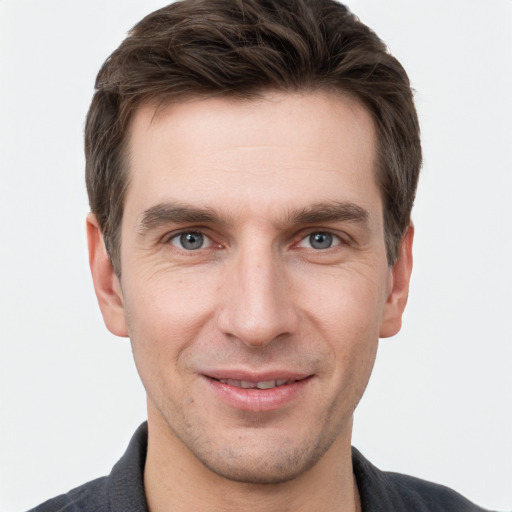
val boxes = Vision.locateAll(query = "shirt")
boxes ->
[28,422,491,511]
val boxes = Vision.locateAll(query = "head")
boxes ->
[86,0,420,490]
[85,0,421,276]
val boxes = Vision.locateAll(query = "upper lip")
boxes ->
[202,369,312,382]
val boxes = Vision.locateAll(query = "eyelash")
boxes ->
[163,229,348,252]
[165,230,215,251]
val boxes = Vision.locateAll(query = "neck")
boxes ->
[144,412,360,512]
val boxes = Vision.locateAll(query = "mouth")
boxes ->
[203,373,313,412]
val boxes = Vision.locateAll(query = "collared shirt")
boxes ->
[28,422,490,512]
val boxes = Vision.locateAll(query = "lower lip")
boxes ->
[203,376,312,412]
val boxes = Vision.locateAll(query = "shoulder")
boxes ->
[383,471,490,512]
[25,423,149,512]
[352,447,491,512]
[26,476,109,512]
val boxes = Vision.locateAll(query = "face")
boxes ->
[89,91,412,484]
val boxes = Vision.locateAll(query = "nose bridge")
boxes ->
[218,239,296,347]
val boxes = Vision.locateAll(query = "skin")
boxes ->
[87,91,413,512]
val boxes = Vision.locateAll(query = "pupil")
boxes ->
[310,232,332,249]
[180,232,203,250]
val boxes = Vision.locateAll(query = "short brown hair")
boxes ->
[85,0,421,273]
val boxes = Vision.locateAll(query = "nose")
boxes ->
[216,243,299,348]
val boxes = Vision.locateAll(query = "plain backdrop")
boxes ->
[1,1,511,510]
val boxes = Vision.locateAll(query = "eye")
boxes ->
[169,231,212,251]
[298,232,341,250]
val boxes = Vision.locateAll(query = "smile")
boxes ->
[204,374,313,412]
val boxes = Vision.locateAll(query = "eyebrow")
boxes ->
[137,202,227,235]
[137,199,369,236]
[288,201,369,226]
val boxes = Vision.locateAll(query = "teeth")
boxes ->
[256,380,277,389]
[218,378,292,389]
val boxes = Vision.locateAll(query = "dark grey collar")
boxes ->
[107,422,488,512]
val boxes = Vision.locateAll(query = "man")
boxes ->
[28,0,491,510]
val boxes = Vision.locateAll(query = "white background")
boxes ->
[1,1,511,510]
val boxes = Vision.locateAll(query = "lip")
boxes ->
[201,370,313,412]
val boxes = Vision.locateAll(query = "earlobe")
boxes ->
[86,213,129,337]
[379,224,414,338]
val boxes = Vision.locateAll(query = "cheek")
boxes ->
[296,265,386,385]
[122,269,221,376]
[297,264,389,338]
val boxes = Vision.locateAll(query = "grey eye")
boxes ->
[170,232,209,250]
[298,232,341,250]
[309,232,333,249]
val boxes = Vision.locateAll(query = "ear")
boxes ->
[86,213,128,337]
[379,224,414,338]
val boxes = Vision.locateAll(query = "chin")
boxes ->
[201,456,317,485]
[192,435,333,485]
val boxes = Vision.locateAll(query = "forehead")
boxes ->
[124,91,380,222]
